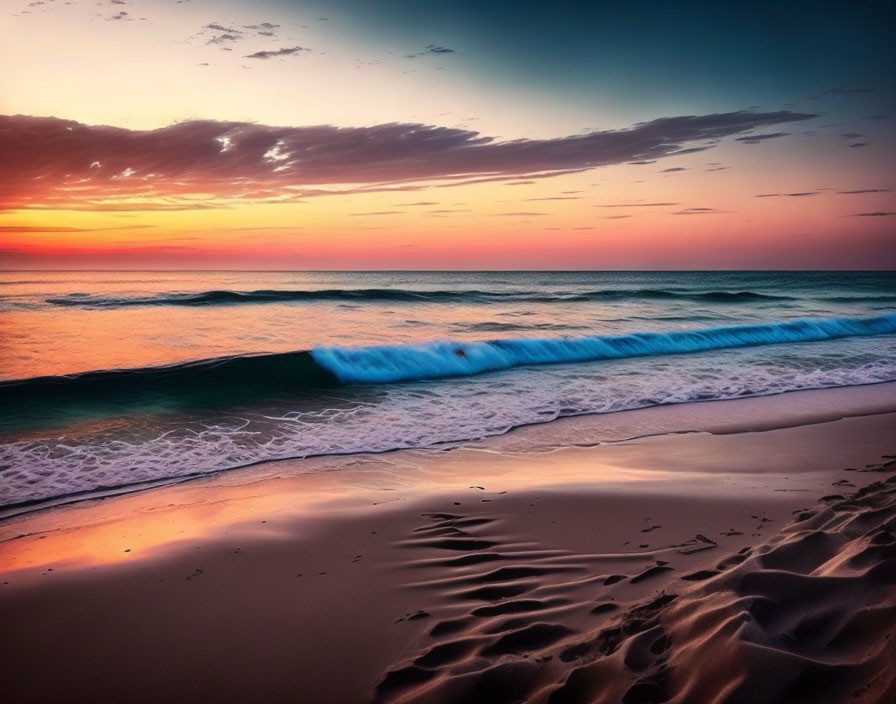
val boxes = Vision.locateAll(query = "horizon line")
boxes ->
[2,268,895,274]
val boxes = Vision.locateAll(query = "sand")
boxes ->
[1,386,895,703]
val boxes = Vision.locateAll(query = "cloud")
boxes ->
[660,167,687,172]
[244,22,280,32]
[598,202,679,208]
[493,212,547,216]
[0,225,151,233]
[848,142,869,148]
[204,23,240,34]
[244,46,308,59]
[735,132,789,143]
[672,207,729,215]
[200,23,244,45]
[667,146,714,156]
[208,34,240,45]
[405,44,456,58]
[524,196,580,201]
[848,212,896,217]
[755,192,819,198]
[18,203,227,212]
[349,211,403,216]
[837,189,891,194]
[805,87,874,100]
[0,110,816,211]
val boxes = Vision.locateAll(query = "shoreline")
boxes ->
[1,386,895,702]
[3,380,896,523]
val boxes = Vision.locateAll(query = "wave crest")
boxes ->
[312,314,896,383]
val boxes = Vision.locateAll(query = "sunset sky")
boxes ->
[1,0,894,269]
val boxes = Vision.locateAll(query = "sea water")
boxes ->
[1,271,894,509]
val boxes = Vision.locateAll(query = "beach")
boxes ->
[3,384,895,703]
[4,0,895,699]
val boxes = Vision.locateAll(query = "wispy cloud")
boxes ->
[493,212,548,216]
[805,87,874,100]
[208,34,241,45]
[0,225,152,233]
[107,10,140,22]
[672,207,729,215]
[405,44,456,58]
[243,22,280,33]
[524,196,580,201]
[755,192,819,198]
[204,23,240,34]
[598,202,679,208]
[349,210,403,216]
[244,46,308,60]
[735,132,789,143]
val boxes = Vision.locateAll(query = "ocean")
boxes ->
[1,270,895,512]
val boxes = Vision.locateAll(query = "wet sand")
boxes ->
[1,388,895,703]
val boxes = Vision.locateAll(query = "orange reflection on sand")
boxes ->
[0,446,671,575]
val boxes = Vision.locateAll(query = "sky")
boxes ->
[1,0,894,269]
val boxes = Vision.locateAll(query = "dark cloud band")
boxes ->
[0,110,816,211]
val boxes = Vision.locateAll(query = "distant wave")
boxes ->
[822,295,896,303]
[42,287,805,308]
[4,314,894,429]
